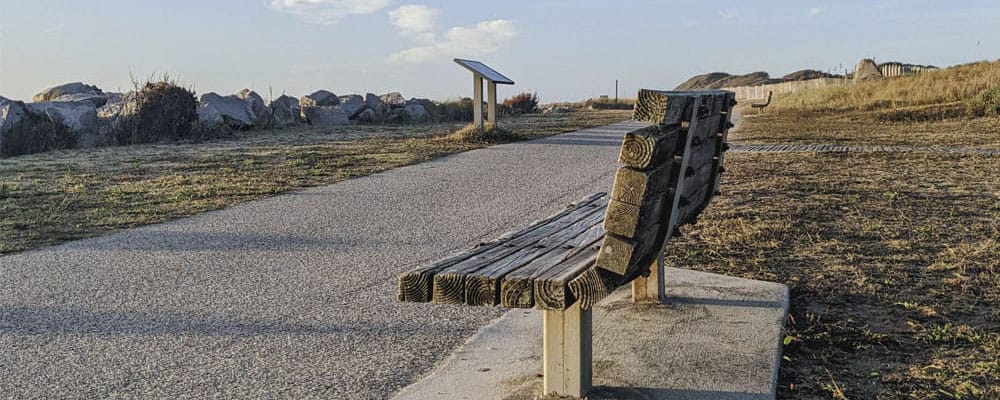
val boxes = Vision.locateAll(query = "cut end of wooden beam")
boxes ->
[432,273,467,305]
[398,272,433,303]
[632,89,691,125]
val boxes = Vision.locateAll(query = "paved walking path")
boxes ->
[0,121,647,400]
[730,143,1000,155]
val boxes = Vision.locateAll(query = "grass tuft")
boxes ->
[442,123,521,143]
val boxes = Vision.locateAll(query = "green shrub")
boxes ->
[502,92,539,114]
[966,86,1000,117]
[1,106,77,157]
[112,79,199,145]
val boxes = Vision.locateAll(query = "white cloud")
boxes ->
[389,19,516,64]
[389,5,440,36]
[718,10,739,20]
[808,6,827,16]
[269,0,393,25]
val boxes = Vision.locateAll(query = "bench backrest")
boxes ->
[569,89,736,308]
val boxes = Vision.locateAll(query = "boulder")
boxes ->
[33,82,104,103]
[300,90,339,108]
[854,58,883,82]
[196,102,223,125]
[26,101,100,147]
[380,92,407,108]
[50,92,109,108]
[303,105,349,126]
[268,95,302,128]
[403,104,427,121]
[1,98,27,138]
[355,108,377,124]
[365,93,385,111]
[199,93,255,129]
[384,108,406,123]
[96,92,137,119]
[236,89,271,127]
[339,94,367,118]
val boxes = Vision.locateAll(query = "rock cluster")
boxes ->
[2,81,438,157]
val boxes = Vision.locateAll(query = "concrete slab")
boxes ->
[392,267,789,400]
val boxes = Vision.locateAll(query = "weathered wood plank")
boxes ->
[501,222,606,309]
[568,265,628,310]
[617,125,680,170]
[593,225,663,277]
[432,196,606,305]
[397,192,603,303]
[534,236,603,310]
[608,162,674,206]
[465,206,606,306]
[632,89,694,125]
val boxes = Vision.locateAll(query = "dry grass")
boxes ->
[0,109,630,255]
[732,111,1000,148]
[771,60,1000,113]
[733,61,1000,149]
[671,88,1000,399]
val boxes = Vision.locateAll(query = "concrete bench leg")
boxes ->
[543,302,592,397]
[632,253,665,303]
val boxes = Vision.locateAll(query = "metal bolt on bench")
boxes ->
[398,89,737,398]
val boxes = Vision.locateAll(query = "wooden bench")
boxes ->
[750,90,773,109]
[398,89,736,398]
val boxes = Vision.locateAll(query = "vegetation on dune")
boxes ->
[966,86,1000,117]
[770,60,1000,115]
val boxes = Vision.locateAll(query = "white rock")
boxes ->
[300,90,339,108]
[33,82,103,103]
[303,105,349,126]
[26,101,100,147]
[96,92,137,119]
[199,92,255,128]
[380,92,407,108]
[268,95,302,128]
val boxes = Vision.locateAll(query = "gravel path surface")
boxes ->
[0,121,644,400]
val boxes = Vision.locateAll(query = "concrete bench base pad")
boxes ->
[392,267,789,400]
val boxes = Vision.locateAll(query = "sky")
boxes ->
[1,0,998,103]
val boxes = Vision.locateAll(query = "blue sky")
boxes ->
[1,0,998,102]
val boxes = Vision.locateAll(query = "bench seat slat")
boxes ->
[465,202,607,306]
[533,234,605,310]
[431,194,607,304]
[501,221,606,309]
[397,192,604,303]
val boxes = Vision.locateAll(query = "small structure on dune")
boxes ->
[854,58,883,82]
[454,58,514,128]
